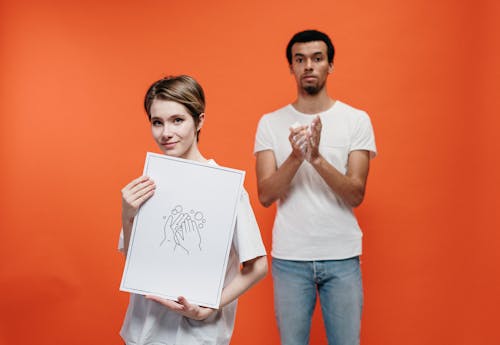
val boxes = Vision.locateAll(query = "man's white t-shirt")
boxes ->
[254,101,377,260]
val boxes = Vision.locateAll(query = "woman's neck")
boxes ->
[182,147,208,163]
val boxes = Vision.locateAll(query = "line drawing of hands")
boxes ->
[173,217,202,255]
[160,205,205,255]
[160,205,186,247]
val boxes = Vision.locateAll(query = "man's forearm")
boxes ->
[310,155,367,207]
[258,154,303,207]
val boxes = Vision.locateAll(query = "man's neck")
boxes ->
[292,89,335,114]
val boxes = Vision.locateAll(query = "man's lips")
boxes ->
[302,75,317,81]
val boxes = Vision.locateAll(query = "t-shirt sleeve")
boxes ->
[254,115,274,154]
[232,189,267,263]
[350,112,377,158]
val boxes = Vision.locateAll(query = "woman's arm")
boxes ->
[121,175,156,255]
[218,255,268,308]
[146,255,268,320]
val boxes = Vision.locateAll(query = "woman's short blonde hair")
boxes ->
[144,75,205,140]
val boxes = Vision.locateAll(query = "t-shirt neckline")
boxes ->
[288,100,340,117]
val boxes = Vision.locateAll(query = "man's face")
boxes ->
[289,41,333,95]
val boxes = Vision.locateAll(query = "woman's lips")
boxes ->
[162,142,177,149]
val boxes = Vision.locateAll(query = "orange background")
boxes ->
[1,0,499,344]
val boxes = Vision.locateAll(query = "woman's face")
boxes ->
[149,99,203,160]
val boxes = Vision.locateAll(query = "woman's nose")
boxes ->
[162,125,173,138]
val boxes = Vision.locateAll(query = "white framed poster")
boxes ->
[120,152,245,308]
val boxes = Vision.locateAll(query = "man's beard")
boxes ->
[302,80,325,95]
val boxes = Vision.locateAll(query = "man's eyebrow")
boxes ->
[293,51,324,57]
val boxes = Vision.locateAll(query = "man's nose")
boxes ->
[305,59,313,70]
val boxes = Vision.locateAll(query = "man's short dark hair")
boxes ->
[286,30,335,65]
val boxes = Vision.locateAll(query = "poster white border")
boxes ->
[120,152,245,308]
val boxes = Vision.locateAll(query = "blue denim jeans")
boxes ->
[272,257,363,345]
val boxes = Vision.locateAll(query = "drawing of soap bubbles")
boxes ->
[194,211,206,229]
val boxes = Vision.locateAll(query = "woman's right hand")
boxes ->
[121,176,156,225]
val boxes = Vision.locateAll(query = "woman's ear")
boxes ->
[197,113,205,131]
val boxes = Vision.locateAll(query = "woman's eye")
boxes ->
[174,117,184,124]
[152,120,163,126]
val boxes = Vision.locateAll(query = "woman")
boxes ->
[118,75,267,344]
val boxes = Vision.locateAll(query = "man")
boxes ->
[254,30,377,345]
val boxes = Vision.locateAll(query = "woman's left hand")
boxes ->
[146,295,216,321]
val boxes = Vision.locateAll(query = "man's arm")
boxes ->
[255,150,301,207]
[306,116,371,208]
[255,125,308,207]
[310,150,370,208]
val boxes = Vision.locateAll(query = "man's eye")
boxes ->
[296,57,303,63]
